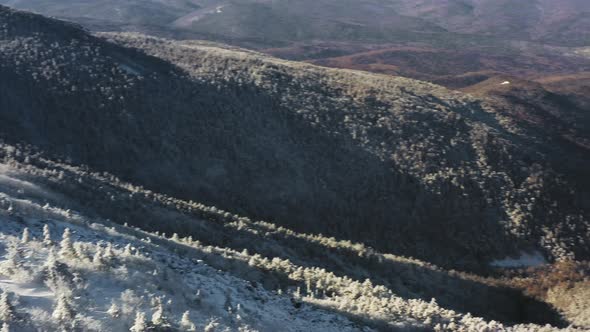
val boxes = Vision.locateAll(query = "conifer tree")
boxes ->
[59,228,75,258]
[52,294,76,322]
[43,224,53,246]
[21,228,29,244]
[204,319,219,332]
[151,298,170,327]
[3,246,23,275]
[130,312,147,332]
[104,243,115,261]
[93,246,105,268]
[180,311,196,331]
[107,302,121,318]
[0,293,15,322]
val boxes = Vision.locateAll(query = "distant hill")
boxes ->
[306,46,590,83]
[2,0,589,47]
[391,0,590,47]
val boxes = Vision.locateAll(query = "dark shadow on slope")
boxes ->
[0,36,524,273]
[0,156,566,327]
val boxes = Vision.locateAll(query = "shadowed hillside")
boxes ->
[1,5,590,330]
[1,6,589,274]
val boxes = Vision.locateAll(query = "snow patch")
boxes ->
[0,278,54,310]
[500,81,511,85]
[491,251,547,268]
[118,63,141,76]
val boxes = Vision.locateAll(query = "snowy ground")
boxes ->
[0,160,583,332]
[0,165,367,331]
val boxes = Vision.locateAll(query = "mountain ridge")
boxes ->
[0,5,589,330]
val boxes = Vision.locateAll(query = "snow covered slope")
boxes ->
[0,145,583,331]
[0,163,367,331]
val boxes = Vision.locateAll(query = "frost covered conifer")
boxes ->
[93,246,105,268]
[45,248,57,269]
[204,318,219,332]
[21,228,29,244]
[43,224,53,246]
[180,311,196,331]
[130,312,147,332]
[52,294,76,322]
[0,293,15,322]
[59,228,75,258]
[151,298,170,327]
[107,302,121,318]
[104,243,115,260]
[0,323,8,332]
[3,246,23,275]
[43,249,60,289]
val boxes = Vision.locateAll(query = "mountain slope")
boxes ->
[0,159,369,332]
[0,141,579,331]
[0,5,589,273]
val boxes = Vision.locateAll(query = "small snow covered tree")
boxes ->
[107,302,121,318]
[151,298,170,327]
[130,312,147,332]
[2,245,24,277]
[0,292,15,322]
[104,243,114,260]
[52,294,76,322]
[204,318,220,332]
[59,228,75,258]
[43,224,53,246]
[93,246,105,268]
[44,248,58,270]
[0,322,8,332]
[21,228,30,244]
[180,311,196,331]
[42,248,60,287]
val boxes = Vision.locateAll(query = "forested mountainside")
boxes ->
[1,5,589,274]
[1,5,590,331]
[3,0,589,119]
[0,141,586,331]
[0,152,373,332]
